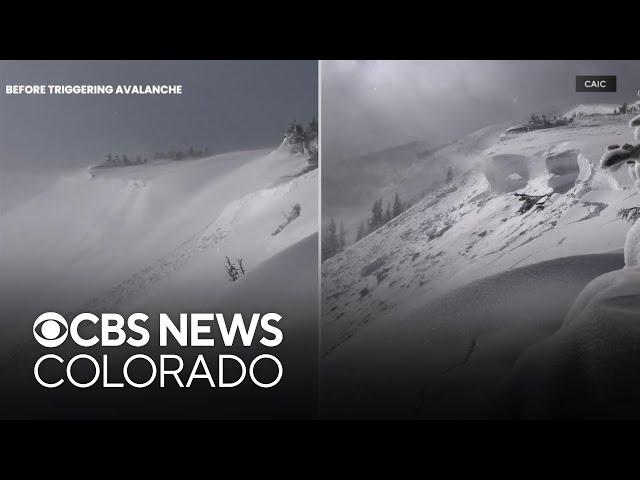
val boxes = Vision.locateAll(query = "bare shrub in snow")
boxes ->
[224,256,245,282]
[238,258,245,275]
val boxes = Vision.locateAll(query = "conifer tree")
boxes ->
[338,220,346,251]
[356,222,367,241]
[393,193,403,217]
[369,199,384,232]
[322,218,340,261]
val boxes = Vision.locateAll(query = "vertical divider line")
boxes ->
[317,58,323,418]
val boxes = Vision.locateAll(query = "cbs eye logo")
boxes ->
[33,312,68,347]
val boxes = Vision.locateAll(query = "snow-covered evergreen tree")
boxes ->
[284,120,306,153]
[304,117,318,147]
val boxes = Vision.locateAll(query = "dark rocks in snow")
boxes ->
[97,153,148,169]
[502,115,573,137]
[514,192,552,214]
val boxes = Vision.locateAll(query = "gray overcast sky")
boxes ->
[322,60,640,163]
[0,60,317,172]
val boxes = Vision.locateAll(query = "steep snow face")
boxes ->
[0,146,317,349]
[322,112,640,418]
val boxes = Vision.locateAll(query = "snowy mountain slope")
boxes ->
[321,112,640,417]
[0,145,317,351]
[322,252,624,418]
